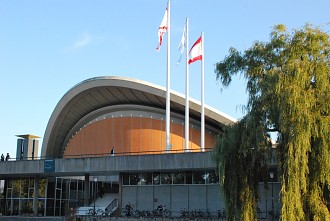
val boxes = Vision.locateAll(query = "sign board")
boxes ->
[44,159,55,173]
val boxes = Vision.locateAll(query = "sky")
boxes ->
[0,0,329,158]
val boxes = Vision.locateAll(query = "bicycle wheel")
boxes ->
[87,208,95,216]
[163,209,170,217]
[131,209,139,217]
[96,209,103,215]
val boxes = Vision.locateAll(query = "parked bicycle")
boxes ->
[179,208,189,218]
[122,203,139,217]
[152,205,170,217]
[218,208,226,220]
[137,209,152,218]
[190,208,205,218]
[101,208,113,217]
[86,208,103,216]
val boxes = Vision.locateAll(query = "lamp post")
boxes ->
[93,177,97,215]
[269,172,274,221]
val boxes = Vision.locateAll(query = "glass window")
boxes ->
[78,180,83,190]
[7,179,13,188]
[56,178,62,189]
[138,173,152,185]
[21,179,29,197]
[47,182,55,198]
[185,172,192,184]
[12,199,19,215]
[122,173,129,185]
[129,173,140,185]
[70,179,77,189]
[207,171,219,184]
[12,180,21,198]
[142,173,153,185]
[29,188,34,198]
[269,167,278,182]
[137,174,146,185]
[161,173,172,184]
[173,172,184,184]
[153,172,160,185]
[6,188,13,199]
[193,171,205,184]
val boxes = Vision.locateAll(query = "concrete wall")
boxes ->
[121,184,224,217]
[257,182,281,219]
[0,152,215,178]
[121,183,280,218]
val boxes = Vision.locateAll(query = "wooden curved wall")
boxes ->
[63,117,216,157]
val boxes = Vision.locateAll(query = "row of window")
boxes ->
[122,170,219,185]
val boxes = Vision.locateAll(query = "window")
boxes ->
[173,172,184,184]
[122,173,129,185]
[192,171,205,184]
[185,172,192,184]
[206,171,219,184]
[129,173,140,185]
[138,173,152,185]
[122,170,217,186]
[161,173,172,184]
[153,173,160,185]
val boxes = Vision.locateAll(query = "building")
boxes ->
[0,76,279,218]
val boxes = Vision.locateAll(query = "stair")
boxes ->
[76,193,118,216]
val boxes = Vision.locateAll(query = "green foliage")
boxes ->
[213,115,271,221]
[214,24,330,220]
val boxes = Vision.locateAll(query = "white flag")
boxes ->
[156,7,168,51]
[176,25,186,65]
[188,36,202,64]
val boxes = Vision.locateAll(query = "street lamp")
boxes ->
[269,172,274,221]
[93,177,97,215]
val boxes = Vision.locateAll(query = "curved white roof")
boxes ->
[41,76,236,157]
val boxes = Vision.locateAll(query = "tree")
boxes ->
[213,24,330,220]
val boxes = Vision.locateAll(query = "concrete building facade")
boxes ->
[41,76,235,216]
[0,76,279,218]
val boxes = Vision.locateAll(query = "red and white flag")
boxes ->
[188,36,202,64]
[156,7,168,51]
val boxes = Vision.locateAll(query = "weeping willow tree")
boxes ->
[213,113,272,221]
[213,24,330,220]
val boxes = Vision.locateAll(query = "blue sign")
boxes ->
[44,159,55,173]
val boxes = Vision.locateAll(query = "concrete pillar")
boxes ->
[118,173,122,214]
[84,174,90,206]
[18,180,22,214]
[44,178,48,216]
[33,177,39,216]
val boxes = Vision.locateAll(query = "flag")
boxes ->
[188,36,202,64]
[176,24,186,65]
[156,7,168,51]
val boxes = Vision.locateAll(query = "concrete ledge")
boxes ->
[0,152,215,179]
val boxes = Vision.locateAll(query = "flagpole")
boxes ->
[165,0,171,152]
[184,18,189,152]
[201,32,205,152]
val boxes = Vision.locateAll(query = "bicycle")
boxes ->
[122,203,139,217]
[102,208,113,217]
[152,205,170,217]
[179,208,189,218]
[86,208,103,216]
[218,208,226,220]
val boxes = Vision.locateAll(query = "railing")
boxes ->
[105,198,118,214]
[0,147,213,161]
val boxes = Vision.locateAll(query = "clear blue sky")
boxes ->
[0,0,329,158]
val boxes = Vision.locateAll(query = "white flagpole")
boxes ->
[201,32,205,152]
[184,18,189,152]
[165,0,171,152]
